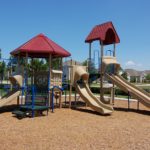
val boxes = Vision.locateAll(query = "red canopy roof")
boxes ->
[85,22,120,45]
[10,33,71,58]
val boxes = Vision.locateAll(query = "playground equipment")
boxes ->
[50,70,64,109]
[85,22,120,105]
[9,33,70,118]
[0,56,21,108]
[66,59,113,114]
[93,50,100,69]
[73,66,113,114]
[51,70,63,87]
[85,21,150,109]
[0,22,149,118]
[106,74,150,108]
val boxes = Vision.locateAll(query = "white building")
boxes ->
[125,69,150,83]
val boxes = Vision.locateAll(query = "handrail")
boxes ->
[105,50,113,56]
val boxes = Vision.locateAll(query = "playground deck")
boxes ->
[0,99,149,150]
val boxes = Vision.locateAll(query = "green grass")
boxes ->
[94,93,128,99]
[90,83,100,87]
[106,94,128,99]
[0,88,7,97]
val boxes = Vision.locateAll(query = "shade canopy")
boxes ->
[85,22,120,45]
[10,33,71,58]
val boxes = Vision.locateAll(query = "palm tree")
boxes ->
[29,58,48,73]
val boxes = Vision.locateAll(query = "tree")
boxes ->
[121,71,128,80]
[52,58,61,70]
[82,60,88,66]
[130,76,136,83]
[145,74,150,81]
[82,59,97,74]
[0,49,1,59]
[28,58,61,74]
[0,61,6,80]
[29,58,48,73]
[105,64,114,74]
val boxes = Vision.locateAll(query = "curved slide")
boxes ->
[74,66,113,115]
[106,73,150,108]
[0,75,22,108]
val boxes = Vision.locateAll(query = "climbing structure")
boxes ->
[10,33,71,117]
[85,21,120,104]
[85,21,150,109]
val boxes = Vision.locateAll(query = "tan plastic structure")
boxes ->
[102,56,120,72]
[9,75,23,87]
[70,65,87,86]
[106,73,150,108]
[0,75,22,107]
[50,70,63,88]
[50,70,63,107]
[103,56,150,108]
[74,66,113,115]
[102,56,150,108]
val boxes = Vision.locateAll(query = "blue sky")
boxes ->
[0,0,150,70]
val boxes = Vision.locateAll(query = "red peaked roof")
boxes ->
[10,33,71,58]
[85,22,120,45]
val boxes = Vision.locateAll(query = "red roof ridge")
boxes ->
[15,33,45,51]
[85,21,120,45]
[95,21,112,27]
[40,34,55,53]
[38,33,45,36]
[10,33,71,58]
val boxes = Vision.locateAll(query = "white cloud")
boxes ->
[125,60,135,66]
[125,60,143,70]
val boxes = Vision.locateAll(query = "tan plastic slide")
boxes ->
[74,66,113,115]
[106,73,150,108]
[0,75,22,107]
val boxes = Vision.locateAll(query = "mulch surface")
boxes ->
[0,99,150,150]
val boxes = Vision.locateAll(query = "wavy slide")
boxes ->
[74,67,113,115]
[106,73,150,108]
[0,75,22,108]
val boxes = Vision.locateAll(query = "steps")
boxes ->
[12,110,27,118]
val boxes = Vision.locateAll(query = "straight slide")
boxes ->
[74,66,113,115]
[106,74,150,108]
[0,75,22,108]
[0,90,20,107]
